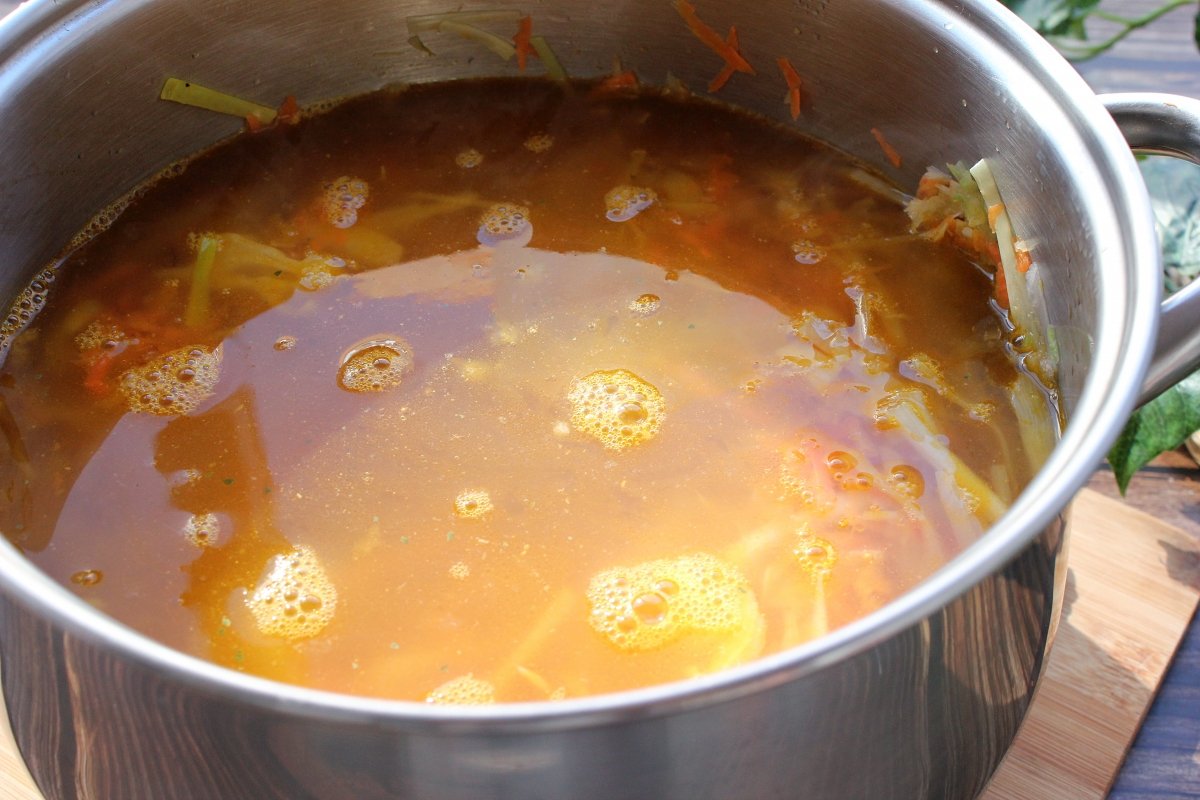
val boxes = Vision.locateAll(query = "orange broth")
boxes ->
[0,79,1053,702]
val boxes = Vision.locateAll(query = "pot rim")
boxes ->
[0,0,1161,731]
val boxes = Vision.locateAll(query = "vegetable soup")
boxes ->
[0,79,1055,703]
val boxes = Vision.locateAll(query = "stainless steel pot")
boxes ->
[1,1,1199,798]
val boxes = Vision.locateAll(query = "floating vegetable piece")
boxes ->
[970,158,1051,366]
[673,0,756,75]
[707,27,741,92]
[513,15,535,71]
[871,127,902,168]
[184,233,220,328]
[160,78,277,125]
[529,35,567,81]
[405,11,521,60]
[777,57,803,120]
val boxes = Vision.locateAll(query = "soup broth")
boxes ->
[0,79,1053,702]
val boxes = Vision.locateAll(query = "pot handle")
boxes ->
[1100,93,1200,405]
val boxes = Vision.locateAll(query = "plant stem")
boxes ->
[1053,0,1194,60]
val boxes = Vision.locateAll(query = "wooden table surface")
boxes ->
[0,0,1198,796]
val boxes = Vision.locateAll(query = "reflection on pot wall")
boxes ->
[0,515,1062,800]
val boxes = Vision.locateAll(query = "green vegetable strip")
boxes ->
[1009,373,1057,476]
[405,10,522,34]
[160,78,277,124]
[185,235,220,328]
[404,11,522,58]
[529,36,567,81]
[970,159,1050,359]
[435,20,516,60]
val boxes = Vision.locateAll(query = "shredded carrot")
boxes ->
[870,127,902,168]
[594,70,639,94]
[513,16,534,72]
[707,27,740,93]
[674,0,755,75]
[987,202,1004,230]
[994,259,1010,308]
[277,95,301,125]
[705,153,738,201]
[82,353,115,395]
[916,172,950,199]
[1015,245,1032,274]
[776,56,802,120]
[244,114,264,133]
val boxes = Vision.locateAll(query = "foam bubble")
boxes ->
[604,185,656,222]
[246,545,337,641]
[477,203,533,247]
[523,134,554,153]
[184,512,221,547]
[119,345,222,416]
[75,320,125,351]
[791,240,827,264]
[567,369,665,451]
[793,532,837,578]
[321,176,369,229]
[627,293,662,315]
[449,561,471,580]
[70,569,103,587]
[425,674,495,705]
[338,337,414,393]
[454,489,493,519]
[455,148,484,168]
[586,553,759,652]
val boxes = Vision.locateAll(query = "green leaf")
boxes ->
[1000,0,1100,38]
[1138,156,1200,293]
[1108,371,1200,493]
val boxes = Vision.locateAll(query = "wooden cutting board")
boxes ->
[0,488,1194,799]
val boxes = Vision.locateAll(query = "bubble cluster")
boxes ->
[70,569,103,587]
[119,345,222,416]
[454,489,493,519]
[246,545,338,641]
[425,674,496,705]
[455,148,484,168]
[568,369,665,451]
[604,185,657,222]
[791,240,827,264]
[184,513,221,547]
[627,293,662,316]
[321,176,369,228]
[338,337,414,393]
[587,553,759,651]
[793,532,837,578]
[449,561,471,580]
[477,203,533,247]
[523,134,554,153]
[0,268,56,357]
[887,464,925,499]
[299,252,348,292]
[75,320,124,352]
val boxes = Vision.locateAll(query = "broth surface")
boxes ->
[0,79,1052,701]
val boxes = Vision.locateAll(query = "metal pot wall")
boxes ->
[0,1,1198,798]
